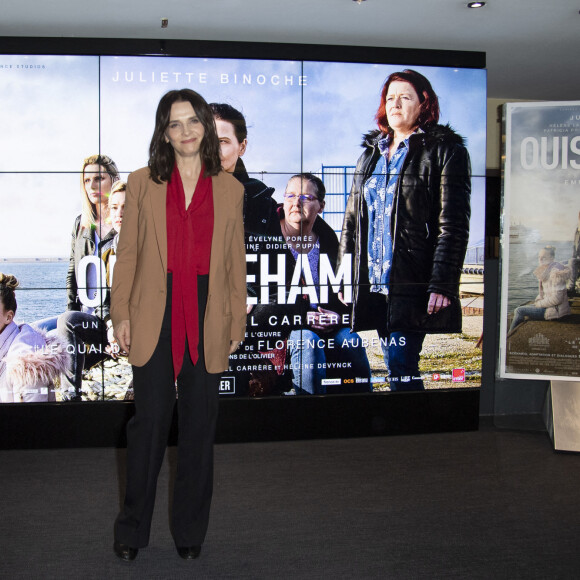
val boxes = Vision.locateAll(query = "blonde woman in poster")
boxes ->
[31,155,121,400]
[338,69,471,391]
[67,154,119,311]
[101,180,126,357]
[55,155,120,400]
[111,89,246,561]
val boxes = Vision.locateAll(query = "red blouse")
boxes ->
[166,164,213,377]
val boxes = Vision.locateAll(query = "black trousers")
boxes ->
[114,274,220,548]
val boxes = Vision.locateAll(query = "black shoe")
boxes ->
[114,541,138,561]
[176,545,201,559]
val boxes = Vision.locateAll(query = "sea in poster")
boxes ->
[499,101,580,380]
[0,54,486,402]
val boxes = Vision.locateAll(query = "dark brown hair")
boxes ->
[0,273,18,314]
[210,102,249,177]
[210,103,248,143]
[148,89,222,183]
[375,69,440,135]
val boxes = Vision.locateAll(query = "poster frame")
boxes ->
[498,101,580,381]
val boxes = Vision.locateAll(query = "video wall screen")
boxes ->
[0,52,486,403]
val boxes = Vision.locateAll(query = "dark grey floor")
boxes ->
[1,424,579,579]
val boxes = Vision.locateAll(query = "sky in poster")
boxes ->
[505,102,580,242]
[0,54,486,258]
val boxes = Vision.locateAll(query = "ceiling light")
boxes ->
[353,0,367,4]
[467,2,486,7]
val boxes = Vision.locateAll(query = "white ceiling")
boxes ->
[2,0,579,100]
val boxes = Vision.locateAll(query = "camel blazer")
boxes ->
[110,167,246,373]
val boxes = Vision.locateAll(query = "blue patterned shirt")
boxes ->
[363,135,411,294]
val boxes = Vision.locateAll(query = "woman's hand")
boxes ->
[427,293,450,315]
[308,306,340,333]
[114,319,131,354]
[229,340,242,354]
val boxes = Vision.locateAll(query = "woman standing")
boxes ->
[38,155,119,399]
[338,69,471,391]
[67,154,119,312]
[111,89,246,561]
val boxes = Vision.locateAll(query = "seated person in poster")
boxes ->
[0,274,69,403]
[281,174,371,394]
[55,160,122,400]
[568,212,580,296]
[508,245,571,336]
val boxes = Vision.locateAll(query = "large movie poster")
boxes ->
[499,101,580,380]
[0,53,486,402]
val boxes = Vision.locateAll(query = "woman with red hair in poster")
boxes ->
[338,69,471,391]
